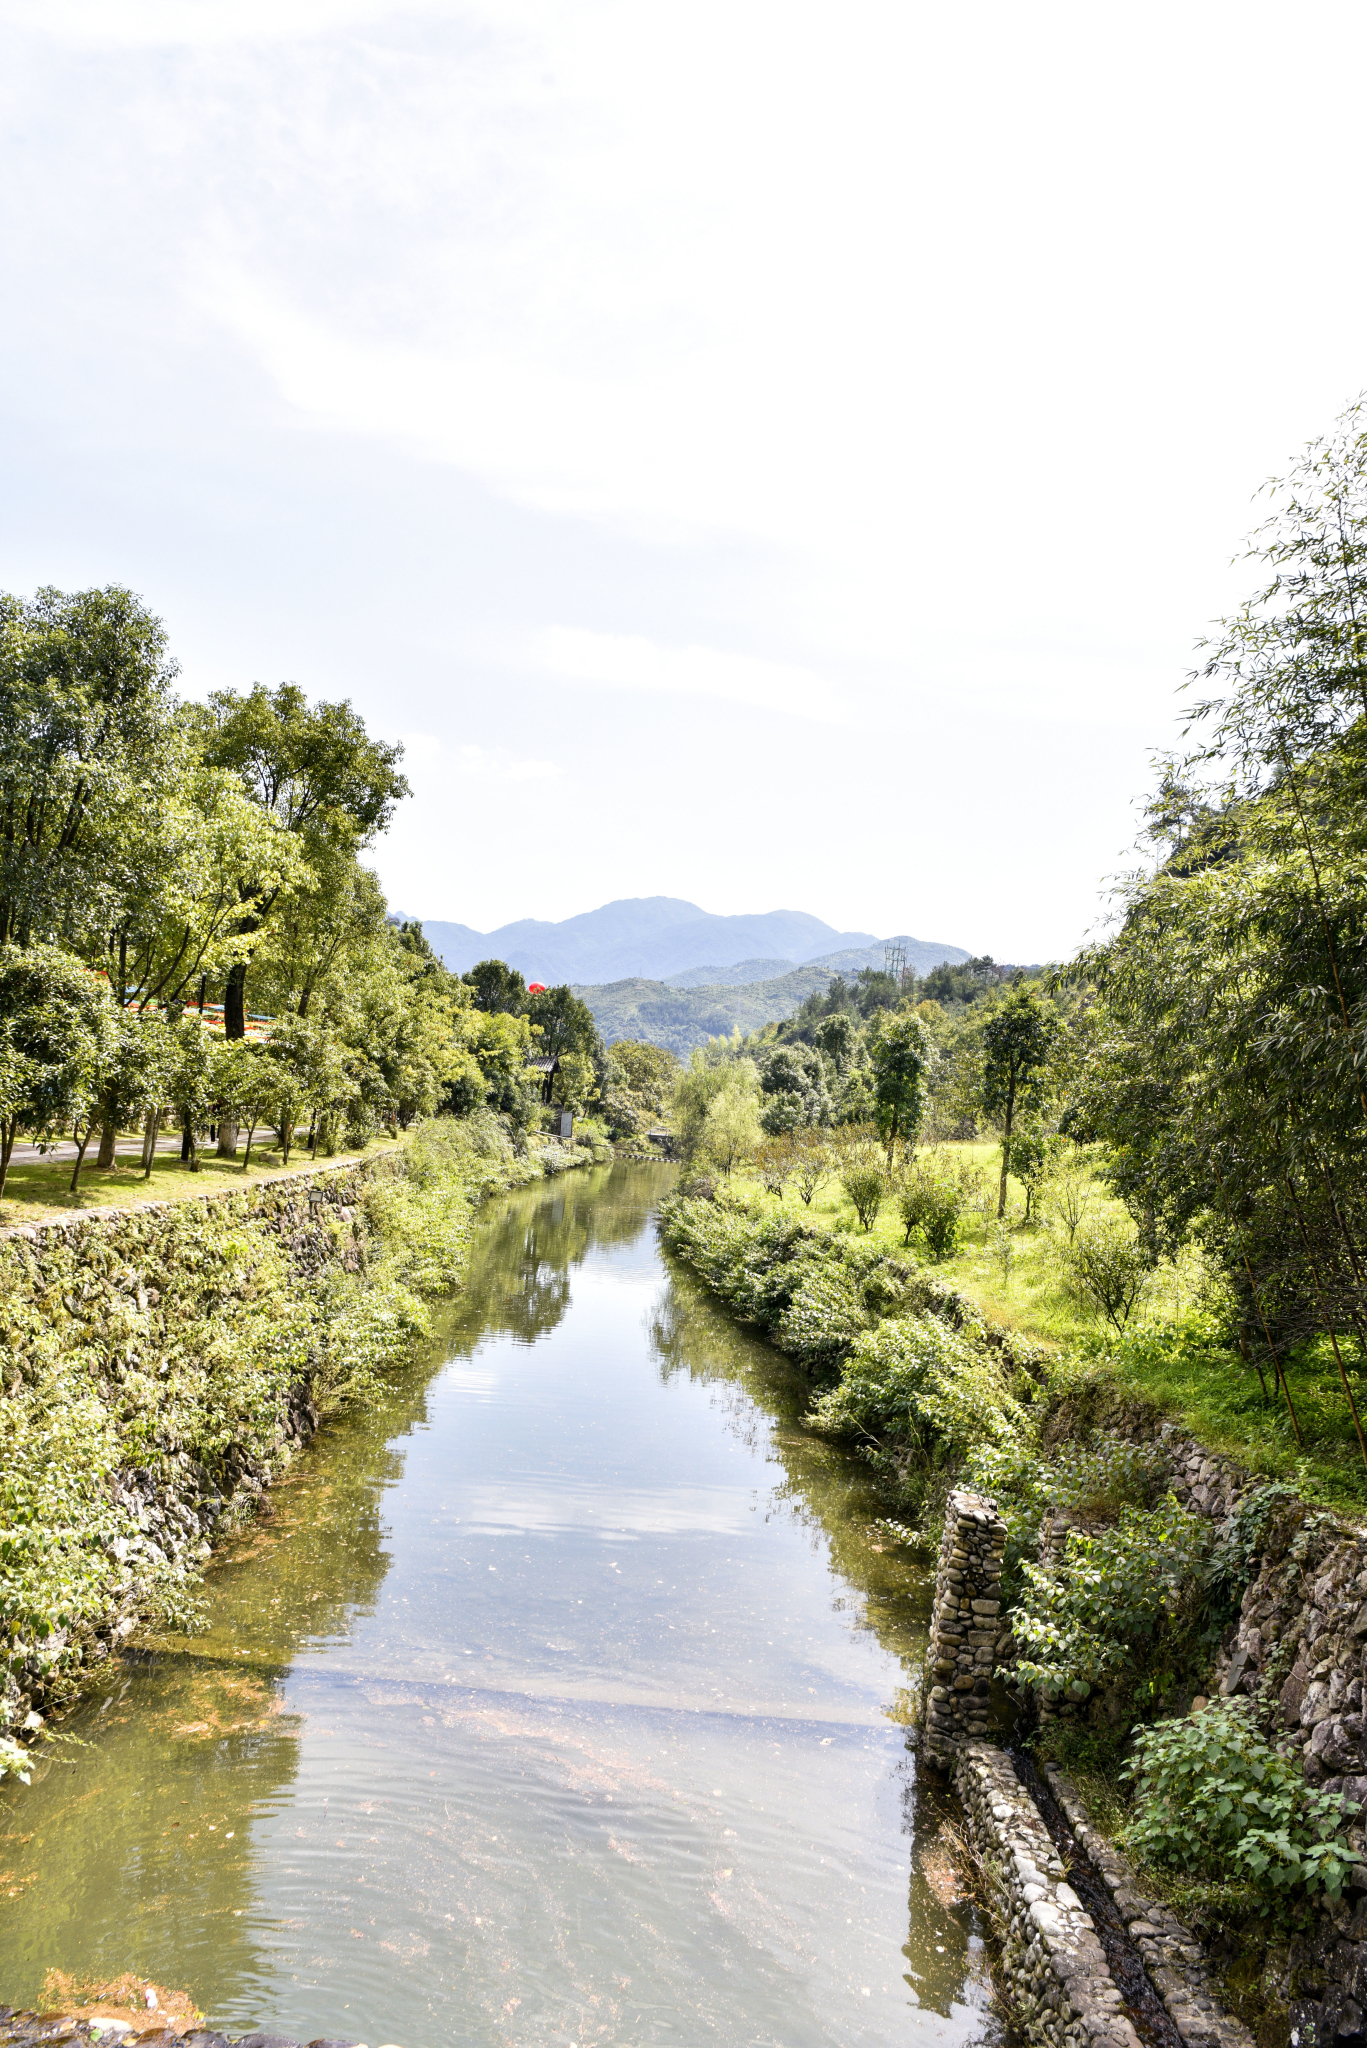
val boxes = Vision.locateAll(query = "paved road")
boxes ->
[10,1133,215,1166]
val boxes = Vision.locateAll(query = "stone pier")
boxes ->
[922,1486,1007,1770]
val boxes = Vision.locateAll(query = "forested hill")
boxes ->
[414,897,968,987]
[575,961,878,1054]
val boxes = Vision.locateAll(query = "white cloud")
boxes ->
[532,627,847,726]
[452,743,560,786]
[0,0,451,44]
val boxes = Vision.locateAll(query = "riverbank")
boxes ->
[0,1111,601,1781]
[656,1181,1367,2048]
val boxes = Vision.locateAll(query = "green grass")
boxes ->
[0,1133,403,1229]
[733,1139,1367,1517]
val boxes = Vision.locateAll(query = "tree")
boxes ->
[263,1014,317,1166]
[672,1052,758,1162]
[840,1142,890,1231]
[757,1045,831,1135]
[527,983,601,1061]
[702,1078,762,1175]
[790,1127,831,1206]
[249,841,388,1022]
[0,943,112,1197]
[462,959,528,1014]
[756,1133,796,1200]
[0,586,181,951]
[981,988,1060,1218]
[208,1039,275,1172]
[169,1015,219,1171]
[1188,398,1367,786]
[602,1039,679,1135]
[191,682,409,1040]
[95,1008,177,1175]
[868,1006,932,1164]
[554,1049,598,1117]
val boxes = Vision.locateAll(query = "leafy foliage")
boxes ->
[1123,1698,1361,1898]
[1010,1495,1209,1704]
[0,1110,581,1778]
[896,1153,968,1259]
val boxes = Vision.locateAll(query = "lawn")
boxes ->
[0,1132,403,1230]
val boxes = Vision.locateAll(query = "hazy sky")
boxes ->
[3,1,1365,960]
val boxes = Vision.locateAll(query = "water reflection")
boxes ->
[0,1164,1003,2048]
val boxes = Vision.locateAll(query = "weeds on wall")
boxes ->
[0,1111,586,1777]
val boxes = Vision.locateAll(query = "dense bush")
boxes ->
[895,1157,966,1260]
[809,1312,1030,1465]
[1124,1698,1361,1897]
[841,1155,889,1232]
[657,1190,1025,1504]
[1009,1496,1209,1705]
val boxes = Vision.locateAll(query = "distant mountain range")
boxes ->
[410,897,969,991]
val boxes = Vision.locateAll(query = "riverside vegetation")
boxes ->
[656,400,1367,2036]
[0,584,640,1787]
[0,1111,603,1786]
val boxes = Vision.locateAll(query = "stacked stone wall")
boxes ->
[954,1741,1141,2048]
[1039,1407,1367,2047]
[1044,1765,1254,2048]
[923,1487,1008,1768]
[0,1157,401,1739]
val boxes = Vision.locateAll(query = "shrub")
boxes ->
[842,1157,889,1232]
[1065,1219,1151,1331]
[896,1161,964,1260]
[790,1130,831,1206]
[1010,1493,1209,1704]
[810,1313,1032,1464]
[1123,1698,1362,1897]
[756,1134,796,1200]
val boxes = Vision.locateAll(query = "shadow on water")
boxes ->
[0,1162,1008,2048]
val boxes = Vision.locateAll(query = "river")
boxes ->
[0,1162,1003,2048]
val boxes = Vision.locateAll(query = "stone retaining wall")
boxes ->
[1044,1765,1255,2048]
[922,1488,1008,1769]
[0,1156,399,1744]
[1043,1407,1367,2046]
[954,1741,1141,2048]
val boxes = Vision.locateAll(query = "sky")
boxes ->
[3,0,1366,962]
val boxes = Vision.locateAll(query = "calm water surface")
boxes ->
[0,1163,1002,2048]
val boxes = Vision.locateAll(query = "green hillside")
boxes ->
[574,962,845,1055]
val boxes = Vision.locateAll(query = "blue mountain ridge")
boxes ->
[407,897,969,987]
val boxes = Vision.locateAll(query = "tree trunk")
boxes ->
[142,1107,160,1177]
[181,1118,193,1164]
[997,1081,1015,1219]
[97,1090,119,1169]
[217,1117,239,1160]
[224,961,248,1041]
[0,1117,15,1200]
[69,1122,95,1192]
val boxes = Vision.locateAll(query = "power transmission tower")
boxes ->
[883,940,908,991]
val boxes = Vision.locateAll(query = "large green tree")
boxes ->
[868,1005,931,1163]
[191,682,409,1039]
[0,585,181,951]
[981,987,1059,1217]
[0,944,113,1196]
